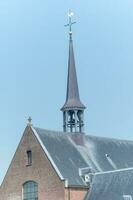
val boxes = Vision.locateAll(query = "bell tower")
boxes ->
[61,11,86,133]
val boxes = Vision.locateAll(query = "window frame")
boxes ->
[123,195,132,200]
[26,150,32,166]
[23,180,38,200]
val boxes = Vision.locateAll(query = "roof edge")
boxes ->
[31,126,65,181]
[95,167,133,176]
[61,105,86,111]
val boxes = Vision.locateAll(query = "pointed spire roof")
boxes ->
[61,34,86,111]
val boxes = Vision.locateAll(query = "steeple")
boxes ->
[61,11,86,133]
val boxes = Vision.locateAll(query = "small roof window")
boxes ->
[123,195,132,200]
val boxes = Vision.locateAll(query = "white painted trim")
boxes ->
[65,179,69,188]
[31,127,64,181]
[95,167,133,175]
[123,195,132,200]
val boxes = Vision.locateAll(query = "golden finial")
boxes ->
[27,116,32,126]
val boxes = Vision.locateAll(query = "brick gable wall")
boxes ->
[0,126,65,200]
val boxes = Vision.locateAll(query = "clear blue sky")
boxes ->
[0,0,133,184]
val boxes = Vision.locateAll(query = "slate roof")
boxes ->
[61,37,85,110]
[32,127,133,187]
[84,168,133,200]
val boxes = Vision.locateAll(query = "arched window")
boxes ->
[23,181,38,200]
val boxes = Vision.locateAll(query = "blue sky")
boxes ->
[0,0,133,184]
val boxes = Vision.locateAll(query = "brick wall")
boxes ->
[65,187,88,200]
[0,126,65,200]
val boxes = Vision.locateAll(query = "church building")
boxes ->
[1,12,133,200]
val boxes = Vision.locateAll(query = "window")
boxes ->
[123,195,132,200]
[23,181,38,200]
[27,150,32,166]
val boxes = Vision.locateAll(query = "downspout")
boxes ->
[65,179,70,200]
[68,187,70,200]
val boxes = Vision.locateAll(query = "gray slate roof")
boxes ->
[85,168,133,200]
[33,127,133,187]
[61,37,85,110]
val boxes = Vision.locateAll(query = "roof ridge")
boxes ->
[34,126,133,142]
[85,133,133,143]
[33,126,66,135]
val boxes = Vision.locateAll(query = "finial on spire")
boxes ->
[65,10,76,39]
[27,116,32,126]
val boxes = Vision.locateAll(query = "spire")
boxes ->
[61,10,85,111]
[61,11,86,133]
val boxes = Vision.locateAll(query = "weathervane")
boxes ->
[65,10,76,38]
